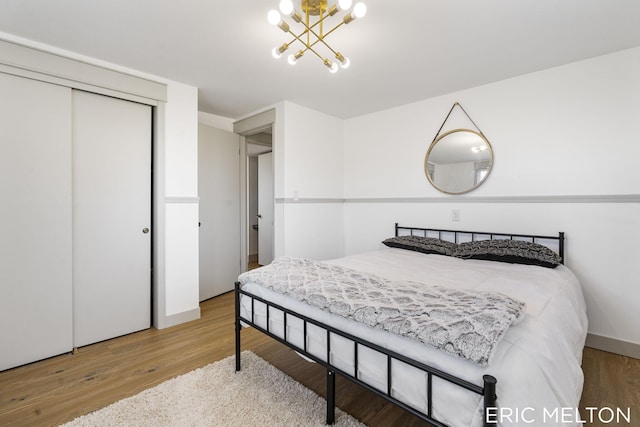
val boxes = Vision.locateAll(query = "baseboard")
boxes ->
[586,333,640,360]
[158,307,201,329]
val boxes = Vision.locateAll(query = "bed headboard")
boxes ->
[394,223,565,264]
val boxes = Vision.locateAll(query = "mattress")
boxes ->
[239,246,588,426]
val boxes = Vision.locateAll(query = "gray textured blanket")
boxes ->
[238,257,526,366]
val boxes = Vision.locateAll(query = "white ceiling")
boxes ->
[1,0,639,120]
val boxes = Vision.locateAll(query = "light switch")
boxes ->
[451,209,461,221]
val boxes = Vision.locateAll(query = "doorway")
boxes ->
[233,108,276,273]
[247,130,273,269]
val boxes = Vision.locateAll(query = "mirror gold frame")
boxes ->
[424,128,493,195]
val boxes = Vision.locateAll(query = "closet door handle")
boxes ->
[142,227,150,234]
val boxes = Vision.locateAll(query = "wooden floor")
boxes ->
[1,292,638,427]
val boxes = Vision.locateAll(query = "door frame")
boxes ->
[234,109,275,273]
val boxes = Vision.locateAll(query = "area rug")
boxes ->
[62,351,365,426]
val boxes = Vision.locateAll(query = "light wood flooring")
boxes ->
[1,292,638,427]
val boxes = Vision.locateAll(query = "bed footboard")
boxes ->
[235,282,498,426]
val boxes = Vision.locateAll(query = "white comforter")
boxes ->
[240,247,588,426]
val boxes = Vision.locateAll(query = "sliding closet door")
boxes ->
[72,90,151,348]
[0,73,73,370]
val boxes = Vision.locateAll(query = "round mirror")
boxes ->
[424,128,493,194]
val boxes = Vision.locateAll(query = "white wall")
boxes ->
[342,47,640,350]
[277,101,345,260]
[198,111,234,133]
[346,49,640,198]
[165,83,199,197]
[162,83,200,321]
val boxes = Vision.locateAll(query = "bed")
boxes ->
[234,224,588,426]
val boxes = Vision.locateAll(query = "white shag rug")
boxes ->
[62,351,366,426]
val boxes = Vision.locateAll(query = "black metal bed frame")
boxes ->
[234,225,565,426]
[394,224,565,264]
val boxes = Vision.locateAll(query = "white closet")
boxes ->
[0,73,151,370]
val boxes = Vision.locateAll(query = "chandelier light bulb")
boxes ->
[272,43,289,59]
[335,52,350,69]
[287,52,302,65]
[338,0,353,10]
[353,2,367,18]
[324,59,339,73]
[343,2,366,24]
[279,0,294,16]
[267,9,281,26]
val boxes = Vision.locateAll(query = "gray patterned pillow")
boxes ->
[382,235,457,256]
[453,239,561,268]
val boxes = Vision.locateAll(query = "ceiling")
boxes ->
[1,1,639,120]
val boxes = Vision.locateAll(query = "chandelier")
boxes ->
[267,0,367,73]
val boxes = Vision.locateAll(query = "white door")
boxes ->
[0,73,73,370]
[258,152,274,265]
[72,90,151,348]
[198,124,240,301]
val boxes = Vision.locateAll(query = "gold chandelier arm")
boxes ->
[284,31,325,62]
[319,20,345,40]
[306,21,345,56]
[285,28,311,48]
[285,20,328,50]
[284,7,347,53]
[297,9,332,35]
[279,40,326,64]
[306,45,328,61]
[286,27,337,59]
